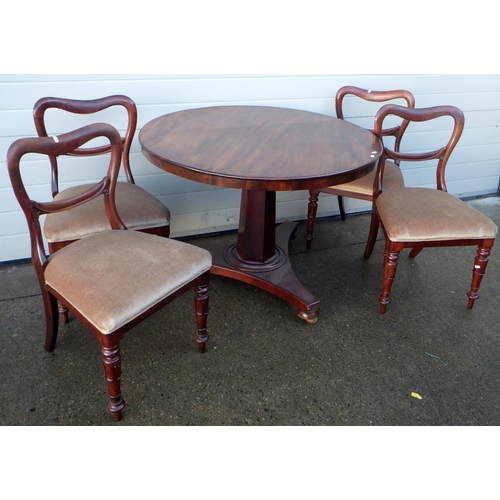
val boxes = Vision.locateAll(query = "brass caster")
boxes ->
[297,309,318,324]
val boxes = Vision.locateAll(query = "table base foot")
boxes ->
[210,221,320,321]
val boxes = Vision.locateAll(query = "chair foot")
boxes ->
[111,408,124,422]
[108,396,125,421]
[101,343,125,421]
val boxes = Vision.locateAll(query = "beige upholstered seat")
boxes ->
[7,123,211,422]
[45,230,211,334]
[305,86,414,249]
[376,188,498,243]
[44,182,171,243]
[328,160,403,198]
[363,104,496,313]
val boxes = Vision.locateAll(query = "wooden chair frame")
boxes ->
[363,104,495,313]
[7,123,210,421]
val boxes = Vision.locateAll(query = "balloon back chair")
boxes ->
[33,95,172,322]
[7,123,212,421]
[305,86,415,249]
[363,104,497,313]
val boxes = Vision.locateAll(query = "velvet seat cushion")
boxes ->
[44,182,171,243]
[376,187,498,242]
[44,230,211,334]
[322,161,403,197]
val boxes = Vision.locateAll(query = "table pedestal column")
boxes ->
[210,189,320,323]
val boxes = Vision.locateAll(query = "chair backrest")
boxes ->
[33,95,137,197]
[336,86,415,158]
[372,104,465,198]
[7,123,126,284]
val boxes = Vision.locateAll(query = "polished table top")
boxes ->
[140,105,382,323]
[139,105,381,191]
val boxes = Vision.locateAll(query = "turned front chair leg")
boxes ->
[101,343,125,421]
[305,190,319,249]
[337,195,346,221]
[467,243,492,309]
[194,277,210,353]
[379,242,401,313]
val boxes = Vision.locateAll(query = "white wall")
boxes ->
[1,74,499,263]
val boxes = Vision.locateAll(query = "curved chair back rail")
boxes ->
[33,95,138,192]
[335,86,416,151]
[372,104,465,196]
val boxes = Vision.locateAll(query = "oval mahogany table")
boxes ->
[140,106,382,323]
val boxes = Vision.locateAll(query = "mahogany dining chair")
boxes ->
[363,104,497,313]
[7,123,211,421]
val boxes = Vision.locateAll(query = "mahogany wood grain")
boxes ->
[140,106,381,191]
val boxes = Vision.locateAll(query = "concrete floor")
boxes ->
[1,198,500,426]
